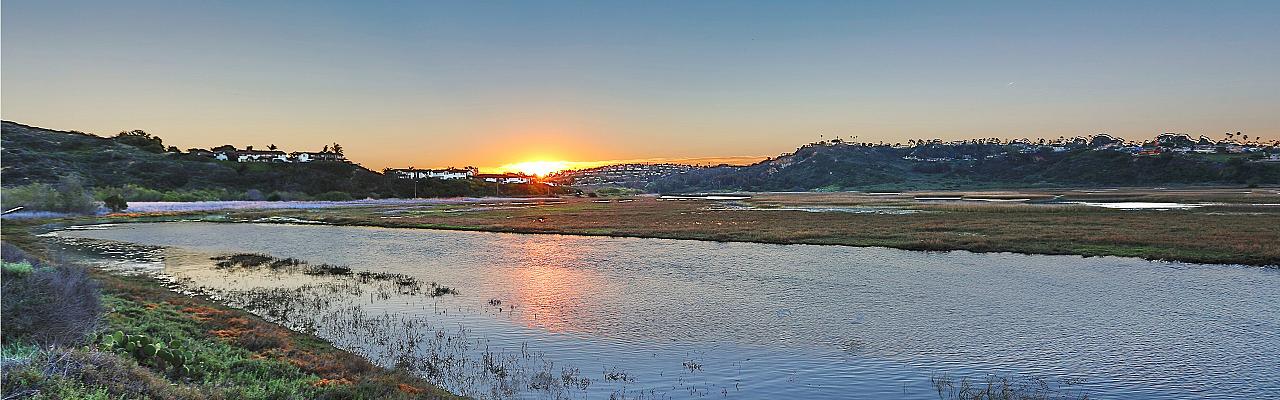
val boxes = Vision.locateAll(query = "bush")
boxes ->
[245,189,265,201]
[1,347,194,400]
[0,176,98,214]
[112,130,165,153]
[1,261,34,277]
[314,191,353,201]
[103,195,128,212]
[1,248,103,347]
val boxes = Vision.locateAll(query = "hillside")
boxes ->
[649,141,1280,192]
[1,121,562,201]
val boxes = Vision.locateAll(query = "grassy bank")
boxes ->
[0,227,461,399]
[217,188,1280,266]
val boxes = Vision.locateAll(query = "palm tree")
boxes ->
[268,144,278,151]
[331,143,344,155]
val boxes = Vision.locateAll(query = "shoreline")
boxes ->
[26,203,1280,267]
[0,223,464,399]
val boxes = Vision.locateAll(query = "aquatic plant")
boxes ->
[931,372,1090,400]
[303,263,353,276]
[429,282,458,297]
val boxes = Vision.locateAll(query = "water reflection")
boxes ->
[494,235,607,333]
[50,222,1280,400]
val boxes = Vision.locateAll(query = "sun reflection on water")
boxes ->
[503,236,605,334]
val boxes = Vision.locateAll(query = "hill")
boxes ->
[1,121,563,203]
[649,140,1280,192]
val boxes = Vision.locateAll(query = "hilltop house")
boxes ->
[1137,148,1163,156]
[192,145,346,163]
[475,173,531,184]
[389,167,477,180]
[237,149,289,163]
[291,151,344,162]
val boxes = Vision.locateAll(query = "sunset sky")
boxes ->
[3,1,1278,172]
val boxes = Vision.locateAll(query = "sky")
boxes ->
[3,1,1278,172]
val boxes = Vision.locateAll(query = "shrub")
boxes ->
[245,189,265,201]
[0,347,194,399]
[112,129,165,153]
[0,183,58,212]
[1,261,34,277]
[0,242,31,263]
[103,195,128,213]
[0,176,98,214]
[314,191,353,201]
[234,325,288,352]
[1,255,103,347]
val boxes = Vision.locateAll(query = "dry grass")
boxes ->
[245,189,1280,266]
[97,272,459,399]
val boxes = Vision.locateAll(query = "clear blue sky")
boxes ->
[3,0,1277,169]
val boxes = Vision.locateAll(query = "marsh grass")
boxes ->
[90,272,461,399]
[253,191,1280,265]
[211,253,452,295]
[931,373,1090,400]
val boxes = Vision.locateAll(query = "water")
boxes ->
[51,222,1280,399]
[1064,201,1212,210]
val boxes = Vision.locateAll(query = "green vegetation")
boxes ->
[0,233,461,399]
[0,175,98,213]
[592,187,644,196]
[102,195,128,213]
[1,261,34,276]
[112,129,166,153]
[92,184,247,203]
[3,121,567,201]
[650,142,1280,192]
[236,189,1279,266]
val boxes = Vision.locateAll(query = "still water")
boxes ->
[52,222,1279,399]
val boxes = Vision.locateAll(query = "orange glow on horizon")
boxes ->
[489,155,767,176]
[497,160,573,177]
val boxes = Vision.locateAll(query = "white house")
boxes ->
[475,173,531,184]
[390,167,477,180]
[291,151,345,163]
[237,150,289,163]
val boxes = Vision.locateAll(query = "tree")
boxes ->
[54,175,97,213]
[268,144,278,151]
[113,130,164,153]
[330,143,344,155]
[103,195,128,213]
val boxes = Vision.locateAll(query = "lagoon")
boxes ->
[53,222,1280,399]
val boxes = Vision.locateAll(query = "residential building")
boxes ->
[389,167,477,180]
[237,150,289,163]
[475,173,531,184]
[291,151,345,162]
[545,163,700,186]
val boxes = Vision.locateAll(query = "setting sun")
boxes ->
[498,160,571,177]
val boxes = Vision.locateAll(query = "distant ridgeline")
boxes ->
[0,121,565,202]
[649,135,1280,192]
[545,163,704,188]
